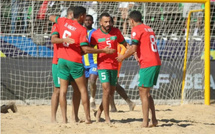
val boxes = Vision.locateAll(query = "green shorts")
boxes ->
[58,58,84,80]
[52,64,74,87]
[98,69,118,86]
[138,66,160,88]
[52,64,60,88]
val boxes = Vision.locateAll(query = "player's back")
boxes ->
[56,17,88,63]
[132,24,161,68]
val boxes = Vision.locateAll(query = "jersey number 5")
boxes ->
[150,35,157,52]
[101,72,106,80]
[106,40,111,48]
[62,30,72,47]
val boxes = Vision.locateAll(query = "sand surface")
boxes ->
[1,104,215,134]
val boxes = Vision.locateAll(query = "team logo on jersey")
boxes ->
[132,32,136,37]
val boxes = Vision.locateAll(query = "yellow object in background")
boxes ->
[0,51,6,57]
[201,49,215,60]
[118,44,126,55]
[117,44,127,77]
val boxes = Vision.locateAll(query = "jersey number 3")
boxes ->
[150,35,157,52]
[62,30,72,47]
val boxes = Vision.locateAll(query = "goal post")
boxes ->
[182,9,204,104]
[204,0,211,105]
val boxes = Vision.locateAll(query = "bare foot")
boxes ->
[96,116,100,123]
[105,117,111,124]
[71,117,80,123]
[78,120,85,123]
[149,119,158,127]
[141,122,149,128]
[105,120,111,125]
[85,120,92,124]
[51,118,57,123]
[110,108,117,112]
[129,102,136,111]
[94,111,101,123]
[62,118,68,124]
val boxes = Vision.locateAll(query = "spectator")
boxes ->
[86,1,98,29]
[119,2,134,35]
[10,0,30,34]
[182,3,204,37]
[59,1,68,17]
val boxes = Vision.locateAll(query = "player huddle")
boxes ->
[49,6,161,128]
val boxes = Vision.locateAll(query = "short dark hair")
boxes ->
[129,10,142,22]
[86,15,93,21]
[67,6,74,15]
[73,6,86,19]
[99,13,111,20]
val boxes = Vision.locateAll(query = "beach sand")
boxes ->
[1,104,215,134]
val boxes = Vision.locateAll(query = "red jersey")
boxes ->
[91,27,125,70]
[131,24,161,68]
[56,17,89,63]
[51,23,59,64]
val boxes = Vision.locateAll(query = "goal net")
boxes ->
[1,0,215,105]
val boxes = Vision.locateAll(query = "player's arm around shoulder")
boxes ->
[81,45,115,54]
[51,27,74,45]
[51,35,75,45]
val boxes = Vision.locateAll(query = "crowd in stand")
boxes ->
[1,1,215,37]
